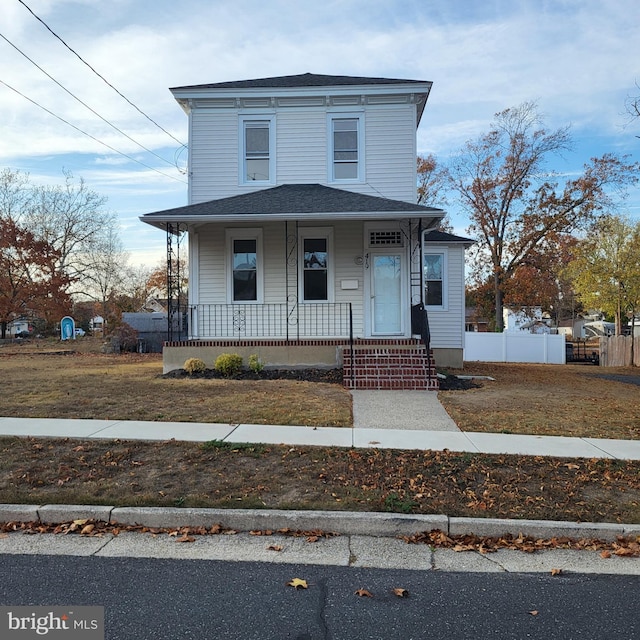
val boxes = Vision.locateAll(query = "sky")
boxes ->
[1,0,639,268]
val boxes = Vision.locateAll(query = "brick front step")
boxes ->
[341,342,439,390]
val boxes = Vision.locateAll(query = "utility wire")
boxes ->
[17,0,186,148]
[0,30,177,168]
[0,78,187,184]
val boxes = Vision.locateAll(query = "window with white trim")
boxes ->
[424,251,446,308]
[300,229,333,302]
[328,115,363,182]
[240,117,274,183]
[227,229,263,302]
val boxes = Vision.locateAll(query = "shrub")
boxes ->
[105,323,138,353]
[184,357,206,375]
[215,353,243,377]
[248,354,264,373]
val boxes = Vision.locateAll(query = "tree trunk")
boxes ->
[494,272,504,331]
[0,321,6,339]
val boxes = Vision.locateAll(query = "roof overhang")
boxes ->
[142,209,444,232]
[170,77,432,126]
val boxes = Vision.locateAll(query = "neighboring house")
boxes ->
[141,73,471,388]
[122,312,172,353]
[8,318,32,337]
[465,307,490,333]
[503,307,552,333]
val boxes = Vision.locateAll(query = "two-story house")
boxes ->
[141,73,471,388]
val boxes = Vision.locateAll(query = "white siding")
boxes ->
[276,109,327,183]
[364,106,417,202]
[427,245,466,349]
[190,110,238,203]
[187,103,418,203]
[197,226,226,304]
[327,221,364,337]
[194,221,366,335]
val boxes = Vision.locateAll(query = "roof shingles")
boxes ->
[142,184,443,219]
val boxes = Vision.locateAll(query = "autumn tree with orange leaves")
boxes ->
[447,102,639,331]
[0,217,72,337]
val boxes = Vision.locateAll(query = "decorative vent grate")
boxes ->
[369,230,403,246]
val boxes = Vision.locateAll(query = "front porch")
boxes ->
[163,333,438,391]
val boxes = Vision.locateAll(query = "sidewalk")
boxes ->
[2,391,640,569]
[1,390,640,460]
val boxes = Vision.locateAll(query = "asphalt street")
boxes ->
[1,554,638,640]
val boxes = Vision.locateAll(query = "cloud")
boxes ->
[1,0,638,266]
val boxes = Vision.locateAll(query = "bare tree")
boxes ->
[447,102,639,330]
[625,81,640,122]
[0,168,122,304]
[417,154,452,230]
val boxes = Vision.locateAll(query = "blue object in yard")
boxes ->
[60,316,76,340]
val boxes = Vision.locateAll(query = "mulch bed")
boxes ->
[163,368,479,390]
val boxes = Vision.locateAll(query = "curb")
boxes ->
[2,504,639,541]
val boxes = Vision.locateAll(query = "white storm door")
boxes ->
[370,253,404,335]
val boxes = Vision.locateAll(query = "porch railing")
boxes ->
[189,302,353,341]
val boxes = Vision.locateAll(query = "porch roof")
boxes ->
[140,183,445,230]
[424,229,475,247]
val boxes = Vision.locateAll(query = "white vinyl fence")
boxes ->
[464,332,566,364]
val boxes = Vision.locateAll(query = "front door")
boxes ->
[370,252,404,335]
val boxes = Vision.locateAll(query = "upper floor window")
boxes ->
[240,117,274,184]
[328,115,364,182]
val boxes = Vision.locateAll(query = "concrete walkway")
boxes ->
[1,390,640,460]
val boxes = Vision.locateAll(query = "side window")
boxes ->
[300,229,333,302]
[227,230,263,302]
[329,115,363,182]
[240,117,274,184]
[424,253,444,307]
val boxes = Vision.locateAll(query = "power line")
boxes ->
[17,0,186,149]
[0,78,187,184]
[0,30,178,168]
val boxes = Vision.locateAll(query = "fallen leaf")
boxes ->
[175,534,196,543]
[306,536,319,543]
[563,463,580,470]
[355,589,373,597]
[614,547,635,557]
[80,524,95,535]
[529,610,539,616]
[550,568,562,576]
[600,550,612,559]
[267,544,283,552]
[287,578,308,590]
[392,588,409,598]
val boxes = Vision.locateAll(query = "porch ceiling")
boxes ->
[140,183,445,230]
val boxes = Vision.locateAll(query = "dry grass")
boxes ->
[1,338,639,521]
[0,339,351,427]
[439,362,640,440]
[1,338,639,439]
[1,436,638,523]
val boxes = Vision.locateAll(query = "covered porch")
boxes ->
[141,183,444,389]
